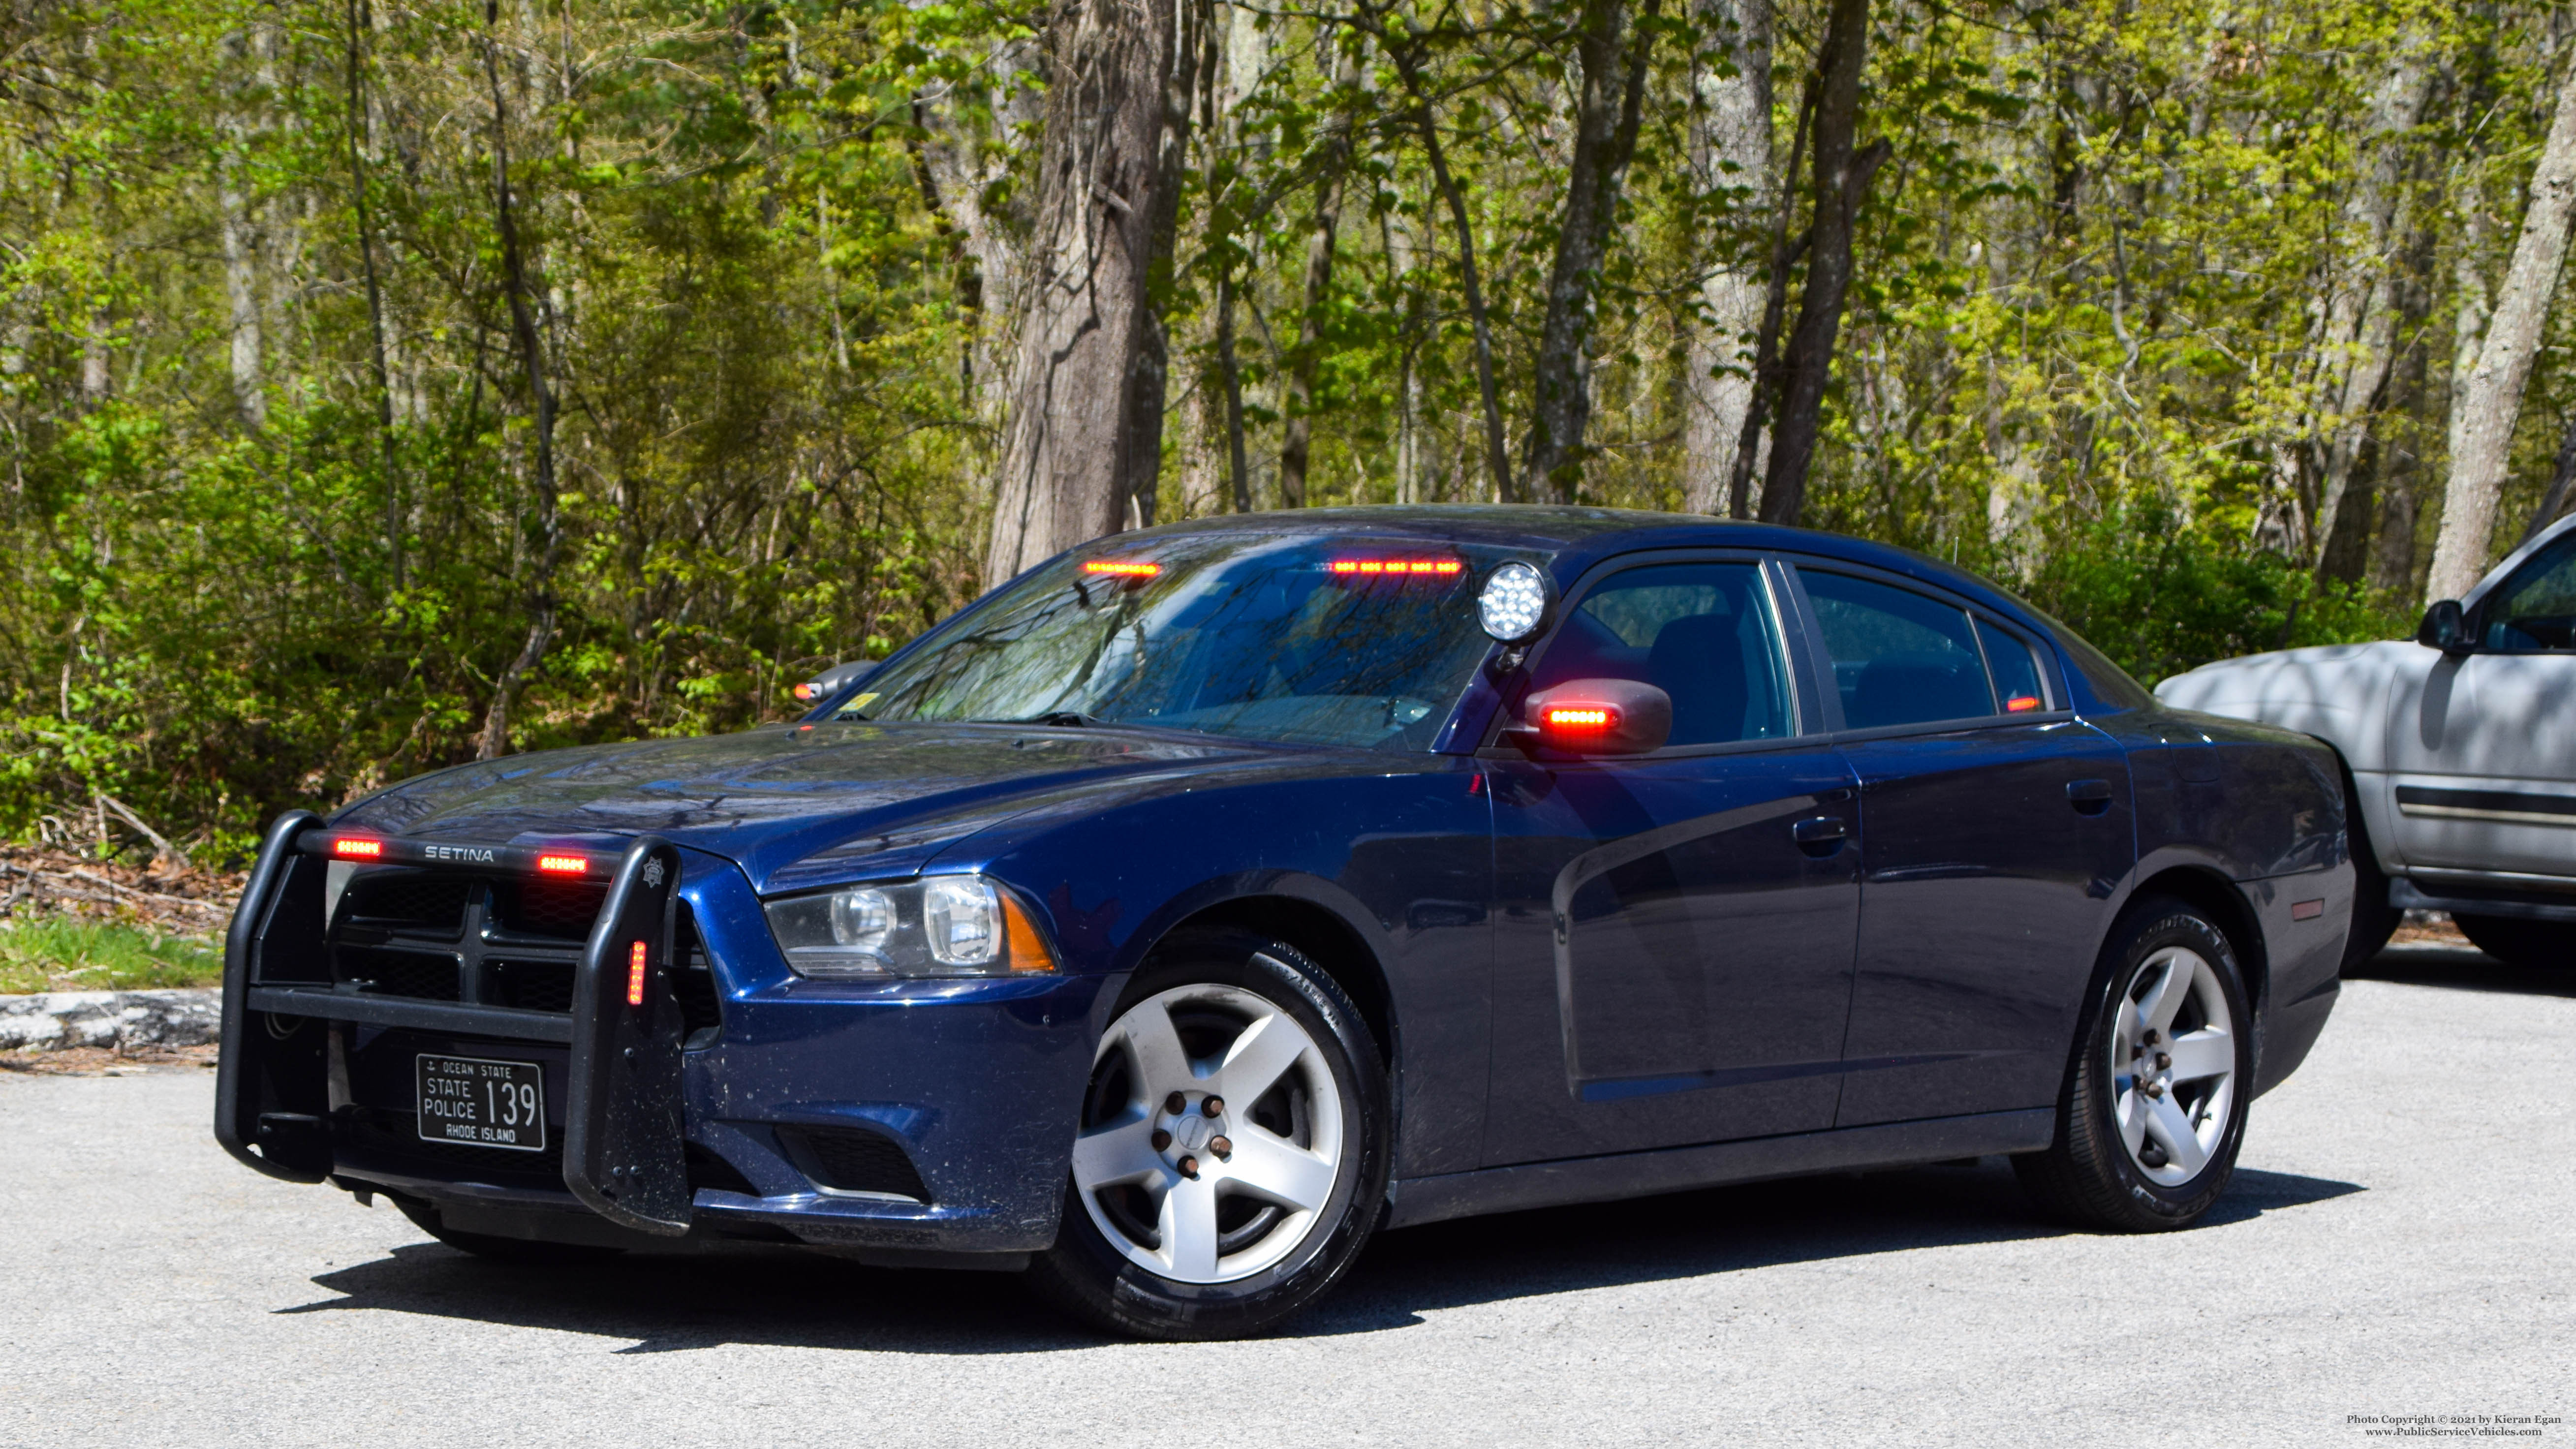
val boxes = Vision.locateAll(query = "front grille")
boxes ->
[781,1126,930,1201]
[500,880,610,940]
[336,945,461,1001]
[341,872,472,932]
[317,868,725,1032]
[488,957,578,1013]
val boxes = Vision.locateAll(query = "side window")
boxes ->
[1528,562,1796,746]
[2480,532,2576,651]
[1800,571,1997,729]
[1975,617,2048,712]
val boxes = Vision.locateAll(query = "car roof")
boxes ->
[1125,505,2045,626]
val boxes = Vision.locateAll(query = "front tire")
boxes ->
[2453,913,2574,970]
[1030,931,1389,1340]
[2016,897,2253,1232]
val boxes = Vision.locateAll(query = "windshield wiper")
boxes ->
[964,711,1107,728]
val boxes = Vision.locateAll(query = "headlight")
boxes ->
[764,874,1057,979]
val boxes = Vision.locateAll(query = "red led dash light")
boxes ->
[535,854,589,876]
[2005,695,2043,713]
[1543,706,1615,731]
[1083,560,1161,578]
[626,940,649,1007]
[331,837,384,860]
[1330,557,1464,576]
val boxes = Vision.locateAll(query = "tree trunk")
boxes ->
[1277,44,1360,509]
[1519,0,1658,503]
[2428,57,2576,602]
[217,27,266,431]
[984,0,1205,582]
[345,0,403,590]
[2304,38,2435,578]
[477,5,560,761]
[1392,41,1512,503]
[1757,0,1879,526]
[1680,0,1771,515]
[1726,80,1817,520]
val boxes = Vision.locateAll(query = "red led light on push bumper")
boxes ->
[535,853,590,876]
[626,939,649,1007]
[330,837,384,860]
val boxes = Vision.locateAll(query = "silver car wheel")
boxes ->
[1072,983,1346,1285]
[2109,945,2238,1187]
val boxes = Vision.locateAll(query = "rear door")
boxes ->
[2385,528,2576,880]
[1482,555,1862,1163]
[1781,563,2137,1127]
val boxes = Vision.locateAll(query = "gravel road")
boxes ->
[3,946,2567,1448]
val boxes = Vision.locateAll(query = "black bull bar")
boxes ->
[213,811,698,1235]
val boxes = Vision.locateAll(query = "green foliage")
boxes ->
[0,920,224,994]
[3,0,2564,854]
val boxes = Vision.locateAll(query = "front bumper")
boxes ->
[216,814,1106,1257]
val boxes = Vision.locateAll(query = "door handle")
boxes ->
[1791,816,1850,854]
[2067,778,2114,816]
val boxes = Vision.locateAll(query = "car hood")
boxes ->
[333,721,1263,891]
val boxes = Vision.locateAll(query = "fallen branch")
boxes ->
[0,861,230,916]
[96,794,189,870]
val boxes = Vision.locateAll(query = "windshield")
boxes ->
[842,535,1516,749]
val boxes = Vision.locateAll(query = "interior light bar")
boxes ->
[331,837,384,860]
[2006,695,2042,713]
[535,853,590,876]
[1329,557,1464,576]
[1083,560,1161,577]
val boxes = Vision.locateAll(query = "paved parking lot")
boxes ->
[2,946,2568,1448]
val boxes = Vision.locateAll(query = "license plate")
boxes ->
[415,1054,547,1152]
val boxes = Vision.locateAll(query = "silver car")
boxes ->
[2157,513,2576,969]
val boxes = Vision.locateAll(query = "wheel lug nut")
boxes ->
[2155,1052,2172,1071]
[1210,1135,1232,1159]
[1202,1096,1225,1118]
[1165,1092,1186,1115]
[2144,1081,2164,1099]
[1178,1155,1200,1179]
[2130,1045,2144,1061]
[1150,1129,1172,1152]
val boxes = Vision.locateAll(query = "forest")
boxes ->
[7,0,2576,862]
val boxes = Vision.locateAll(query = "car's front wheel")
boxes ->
[1029,931,1389,1340]
[2453,913,2573,970]
[2016,896,2253,1232]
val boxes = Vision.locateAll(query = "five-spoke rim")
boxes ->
[2109,945,2236,1187]
[1073,984,1345,1285]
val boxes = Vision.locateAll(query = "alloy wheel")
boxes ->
[1072,983,1346,1284]
[2109,945,2237,1187]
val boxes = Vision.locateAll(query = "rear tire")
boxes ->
[2340,776,2398,972]
[2016,896,2253,1233]
[2453,914,2574,971]
[1029,931,1389,1341]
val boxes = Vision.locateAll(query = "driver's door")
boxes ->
[1481,556,1861,1164]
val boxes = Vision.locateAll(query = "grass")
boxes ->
[0,919,224,995]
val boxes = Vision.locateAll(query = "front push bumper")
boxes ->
[216,812,1108,1259]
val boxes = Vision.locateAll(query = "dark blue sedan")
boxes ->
[215,507,2352,1338]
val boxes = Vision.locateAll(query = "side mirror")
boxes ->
[794,659,879,703]
[1520,679,1673,756]
[2416,600,2473,655]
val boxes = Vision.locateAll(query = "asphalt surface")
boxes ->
[3,946,2568,1448]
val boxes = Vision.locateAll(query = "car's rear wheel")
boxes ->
[1029,931,1388,1340]
[2453,913,2574,970]
[2016,897,2252,1232]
